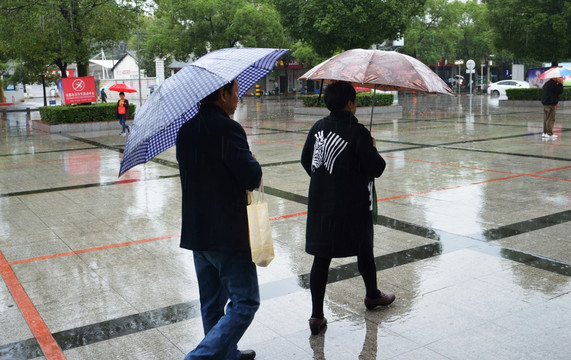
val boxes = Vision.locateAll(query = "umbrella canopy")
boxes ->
[119,47,288,176]
[354,86,372,92]
[148,84,159,89]
[300,49,454,95]
[99,86,109,91]
[109,83,137,93]
[538,67,571,80]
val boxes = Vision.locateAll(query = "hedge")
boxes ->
[39,103,136,125]
[301,92,394,108]
[506,87,571,101]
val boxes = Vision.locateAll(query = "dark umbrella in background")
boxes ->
[119,47,288,176]
[300,48,454,129]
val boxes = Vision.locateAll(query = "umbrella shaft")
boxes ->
[369,85,377,131]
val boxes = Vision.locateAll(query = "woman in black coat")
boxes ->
[301,81,396,335]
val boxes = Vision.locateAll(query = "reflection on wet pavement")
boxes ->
[1,94,570,359]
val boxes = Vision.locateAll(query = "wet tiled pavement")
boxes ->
[1,94,569,359]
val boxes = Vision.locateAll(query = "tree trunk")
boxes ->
[41,75,47,107]
[55,59,68,78]
[0,79,5,103]
[77,62,89,77]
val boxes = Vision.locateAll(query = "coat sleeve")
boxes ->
[355,126,386,178]
[556,83,564,96]
[222,121,262,191]
[301,127,315,176]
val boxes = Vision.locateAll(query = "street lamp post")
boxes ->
[455,60,464,95]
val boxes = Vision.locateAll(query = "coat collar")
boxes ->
[200,103,229,117]
[329,110,358,124]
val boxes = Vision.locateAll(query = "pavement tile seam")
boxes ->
[0,146,99,158]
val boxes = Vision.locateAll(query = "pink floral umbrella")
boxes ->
[300,49,454,129]
[300,49,455,95]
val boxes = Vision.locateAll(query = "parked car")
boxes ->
[487,80,530,96]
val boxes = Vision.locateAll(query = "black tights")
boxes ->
[310,247,378,319]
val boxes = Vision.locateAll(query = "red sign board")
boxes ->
[59,76,97,104]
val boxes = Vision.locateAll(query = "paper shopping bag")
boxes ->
[247,181,274,267]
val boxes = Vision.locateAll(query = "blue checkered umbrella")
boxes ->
[119,47,288,176]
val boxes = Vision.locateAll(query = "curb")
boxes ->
[294,105,403,117]
[32,119,133,134]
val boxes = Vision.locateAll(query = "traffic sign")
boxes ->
[466,59,475,70]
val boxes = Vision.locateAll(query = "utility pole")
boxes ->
[137,10,142,107]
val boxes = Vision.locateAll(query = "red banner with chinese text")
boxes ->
[59,76,97,104]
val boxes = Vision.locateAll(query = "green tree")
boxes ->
[128,14,158,77]
[457,1,494,62]
[272,0,426,58]
[146,0,286,60]
[290,41,322,66]
[402,0,494,66]
[487,0,571,61]
[0,0,136,77]
[402,0,463,65]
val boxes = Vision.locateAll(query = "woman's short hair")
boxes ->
[202,80,237,105]
[119,91,125,96]
[324,81,356,112]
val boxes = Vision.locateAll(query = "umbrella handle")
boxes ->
[317,79,324,107]
[369,84,377,131]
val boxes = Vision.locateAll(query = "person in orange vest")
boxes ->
[117,92,130,136]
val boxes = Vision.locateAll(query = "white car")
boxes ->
[487,80,530,96]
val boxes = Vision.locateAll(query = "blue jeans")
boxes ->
[118,115,128,133]
[185,251,259,360]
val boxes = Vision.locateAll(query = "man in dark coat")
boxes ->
[301,81,395,336]
[176,79,261,360]
[541,62,564,139]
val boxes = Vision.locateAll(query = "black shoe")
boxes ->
[239,349,256,360]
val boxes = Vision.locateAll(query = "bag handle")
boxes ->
[258,178,265,203]
[247,178,264,205]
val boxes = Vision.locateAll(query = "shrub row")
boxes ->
[39,103,136,125]
[301,92,394,108]
[506,87,571,101]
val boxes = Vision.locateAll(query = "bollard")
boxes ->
[255,84,263,103]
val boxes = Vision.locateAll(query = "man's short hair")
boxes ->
[119,91,125,96]
[324,81,356,112]
[202,80,237,105]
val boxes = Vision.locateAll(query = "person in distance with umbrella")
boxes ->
[117,91,130,136]
[176,79,260,360]
[541,61,564,139]
[301,81,396,336]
